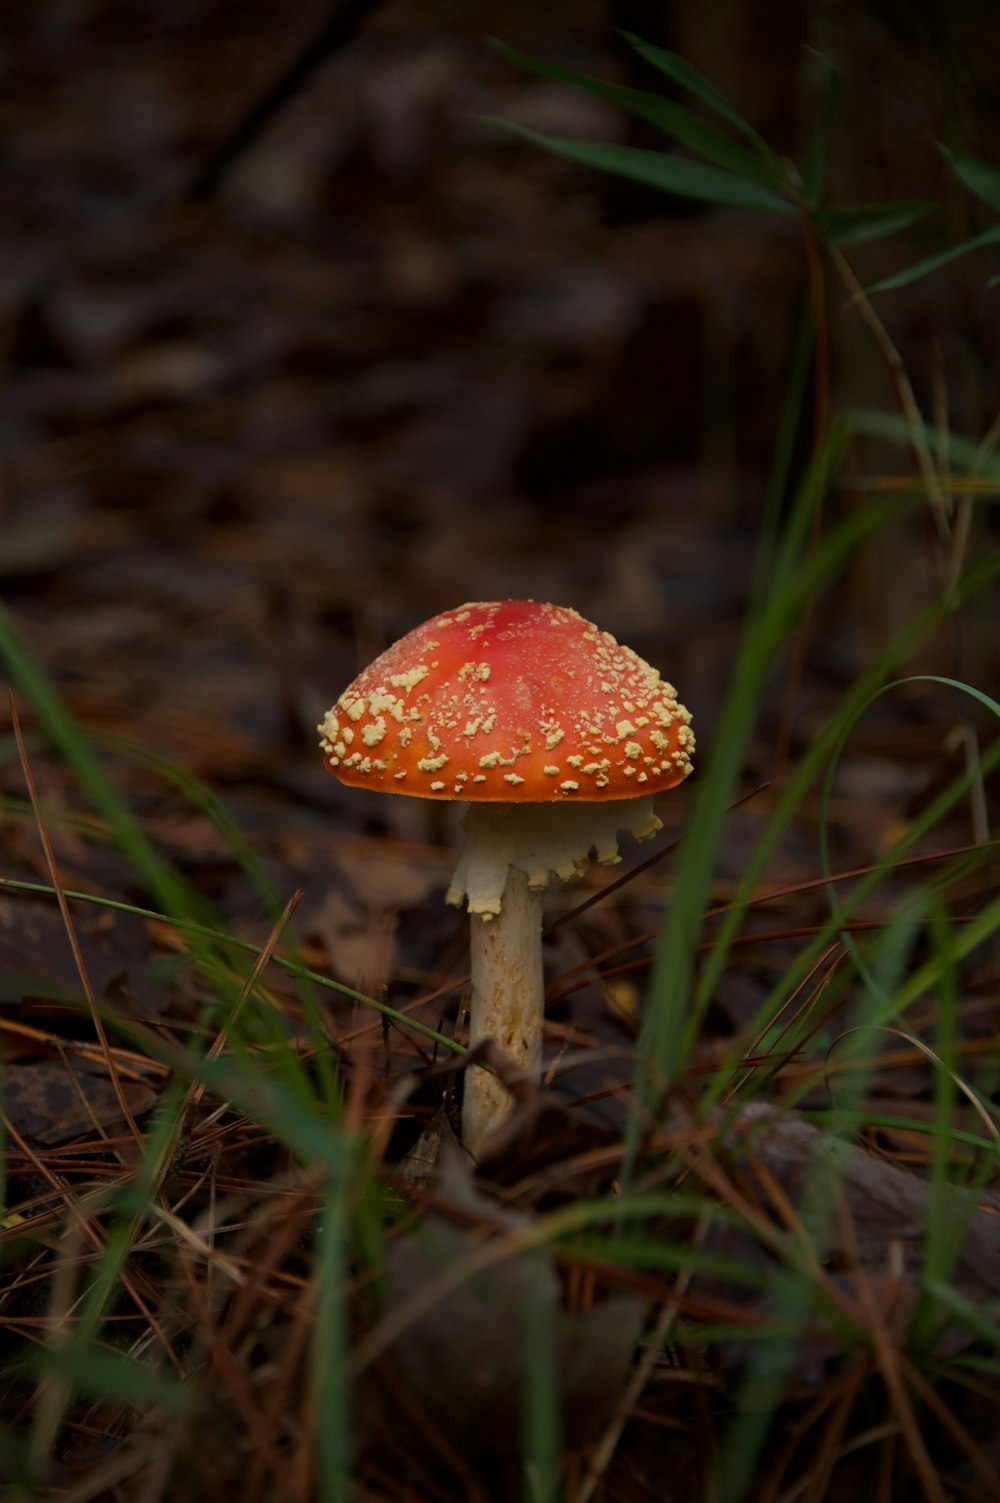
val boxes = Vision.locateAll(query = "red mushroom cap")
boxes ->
[318,600,694,801]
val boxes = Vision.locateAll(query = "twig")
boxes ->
[186,0,388,200]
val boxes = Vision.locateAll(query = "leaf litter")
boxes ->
[1,1,999,1499]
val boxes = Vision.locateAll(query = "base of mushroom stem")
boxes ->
[461,1049,534,1153]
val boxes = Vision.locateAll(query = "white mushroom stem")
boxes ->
[463,865,544,1148]
[448,799,662,1152]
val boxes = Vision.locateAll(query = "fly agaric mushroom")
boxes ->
[318,601,694,1150]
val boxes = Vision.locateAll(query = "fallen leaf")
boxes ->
[358,1144,645,1462]
[4,1058,157,1144]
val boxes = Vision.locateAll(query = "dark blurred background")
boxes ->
[2,0,999,870]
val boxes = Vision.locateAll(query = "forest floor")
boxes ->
[2,3,1000,1499]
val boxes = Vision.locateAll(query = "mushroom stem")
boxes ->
[448,798,664,1151]
[462,865,544,1150]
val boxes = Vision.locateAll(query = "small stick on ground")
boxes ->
[186,0,387,200]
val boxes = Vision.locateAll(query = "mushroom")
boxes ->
[318,600,694,1150]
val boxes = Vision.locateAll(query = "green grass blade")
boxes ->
[0,602,211,930]
[701,647,1000,1118]
[906,904,978,1348]
[489,120,796,216]
[818,674,1000,976]
[101,733,285,921]
[620,32,782,171]
[716,918,915,1501]
[314,1145,361,1501]
[521,1252,561,1503]
[877,886,1000,1033]
[0,876,467,1055]
[0,1426,34,1496]
[28,1198,152,1467]
[491,39,783,188]
[805,1108,998,1158]
[816,200,934,246]
[647,463,999,1118]
[922,1279,1000,1350]
[563,1234,772,1287]
[862,225,1000,295]
[847,407,1000,480]
[33,1346,198,1413]
[195,1055,352,1167]
[637,424,860,1094]
[939,141,1000,213]
[100,733,341,1106]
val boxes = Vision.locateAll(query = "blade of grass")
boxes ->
[938,141,1000,214]
[848,407,1000,480]
[637,423,907,1105]
[861,225,1000,295]
[0,607,275,1093]
[905,903,985,1350]
[922,1279,1000,1350]
[351,1186,820,1381]
[88,733,337,1104]
[32,1344,198,1413]
[313,1137,364,1501]
[0,603,212,931]
[0,876,467,1057]
[694,551,1000,1117]
[488,120,796,216]
[816,200,934,246]
[817,673,1000,999]
[620,31,782,172]
[521,1251,561,1503]
[491,38,783,188]
[99,733,286,922]
[715,916,919,1501]
[709,734,1000,1119]
[9,692,143,1150]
